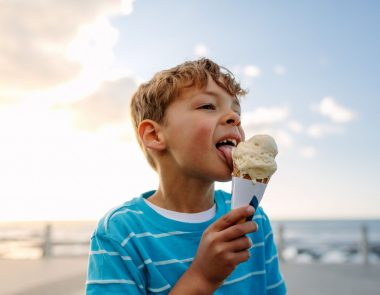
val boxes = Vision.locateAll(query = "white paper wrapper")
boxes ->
[231,177,267,212]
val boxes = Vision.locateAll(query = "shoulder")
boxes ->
[93,195,147,242]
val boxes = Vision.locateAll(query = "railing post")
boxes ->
[277,223,284,262]
[42,223,52,258]
[360,224,369,265]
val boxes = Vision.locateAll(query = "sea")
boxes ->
[0,219,379,264]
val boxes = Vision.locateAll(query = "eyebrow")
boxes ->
[203,90,241,109]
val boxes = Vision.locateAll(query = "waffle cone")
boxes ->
[232,166,269,184]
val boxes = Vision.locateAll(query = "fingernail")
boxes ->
[246,206,254,214]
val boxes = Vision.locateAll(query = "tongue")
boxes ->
[217,145,234,170]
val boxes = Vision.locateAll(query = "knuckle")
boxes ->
[234,225,246,236]
[214,244,224,256]
[206,233,217,246]
[221,215,233,227]
[225,253,237,268]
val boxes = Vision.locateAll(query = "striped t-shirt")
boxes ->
[86,190,286,294]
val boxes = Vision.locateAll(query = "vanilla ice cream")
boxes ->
[232,134,278,183]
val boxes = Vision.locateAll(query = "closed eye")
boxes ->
[198,104,216,110]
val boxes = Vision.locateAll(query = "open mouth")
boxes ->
[216,138,237,170]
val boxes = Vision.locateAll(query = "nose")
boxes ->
[223,111,241,126]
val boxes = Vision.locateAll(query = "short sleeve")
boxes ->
[261,211,287,294]
[86,232,146,295]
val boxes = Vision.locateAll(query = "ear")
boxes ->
[138,119,166,151]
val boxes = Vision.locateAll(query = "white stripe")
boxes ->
[86,279,136,285]
[265,230,273,240]
[267,278,284,290]
[138,258,153,269]
[253,214,265,220]
[138,257,194,269]
[250,242,264,249]
[121,231,190,247]
[223,270,266,285]
[104,207,143,231]
[112,208,144,218]
[225,200,231,204]
[121,232,136,247]
[90,249,132,261]
[148,284,171,292]
[265,254,278,264]
[154,257,193,266]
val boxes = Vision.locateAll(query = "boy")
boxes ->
[86,58,286,294]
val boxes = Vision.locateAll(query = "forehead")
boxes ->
[179,77,241,107]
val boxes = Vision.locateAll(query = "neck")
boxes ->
[149,168,215,213]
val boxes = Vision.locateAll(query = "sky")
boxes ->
[0,0,379,221]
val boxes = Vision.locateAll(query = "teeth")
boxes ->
[218,138,237,147]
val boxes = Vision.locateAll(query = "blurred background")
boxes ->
[0,1,379,294]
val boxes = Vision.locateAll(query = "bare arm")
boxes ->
[169,205,257,294]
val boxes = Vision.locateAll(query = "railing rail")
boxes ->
[274,223,371,264]
[0,223,373,263]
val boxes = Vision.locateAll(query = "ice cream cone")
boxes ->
[231,166,268,214]
[230,134,277,222]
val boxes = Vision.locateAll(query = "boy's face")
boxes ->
[160,77,245,182]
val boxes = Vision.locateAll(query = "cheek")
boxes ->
[192,122,214,144]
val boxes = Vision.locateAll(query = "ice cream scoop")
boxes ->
[232,134,278,183]
[231,134,278,214]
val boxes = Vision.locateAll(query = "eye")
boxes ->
[198,104,216,110]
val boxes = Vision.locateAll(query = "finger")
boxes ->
[222,221,258,241]
[225,236,252,252]
[231,249,251,265]
[211,206,255,232]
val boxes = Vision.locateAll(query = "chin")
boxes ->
[215,174,233,182]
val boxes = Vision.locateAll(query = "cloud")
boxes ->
[243,65,261,78]
[306,123,343,138]
[241,107,292,149]
[242,106,289,127]
[194,43,209,57]
[299,146,316,159]
[69,77,138,131]
[0,0,134,91]
[66,17,119,70]
[272,129,293,148]
[287,120,303,134]
[314,96,356,123]
[273,65,286,76]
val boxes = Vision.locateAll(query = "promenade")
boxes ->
[1,258,379,294]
